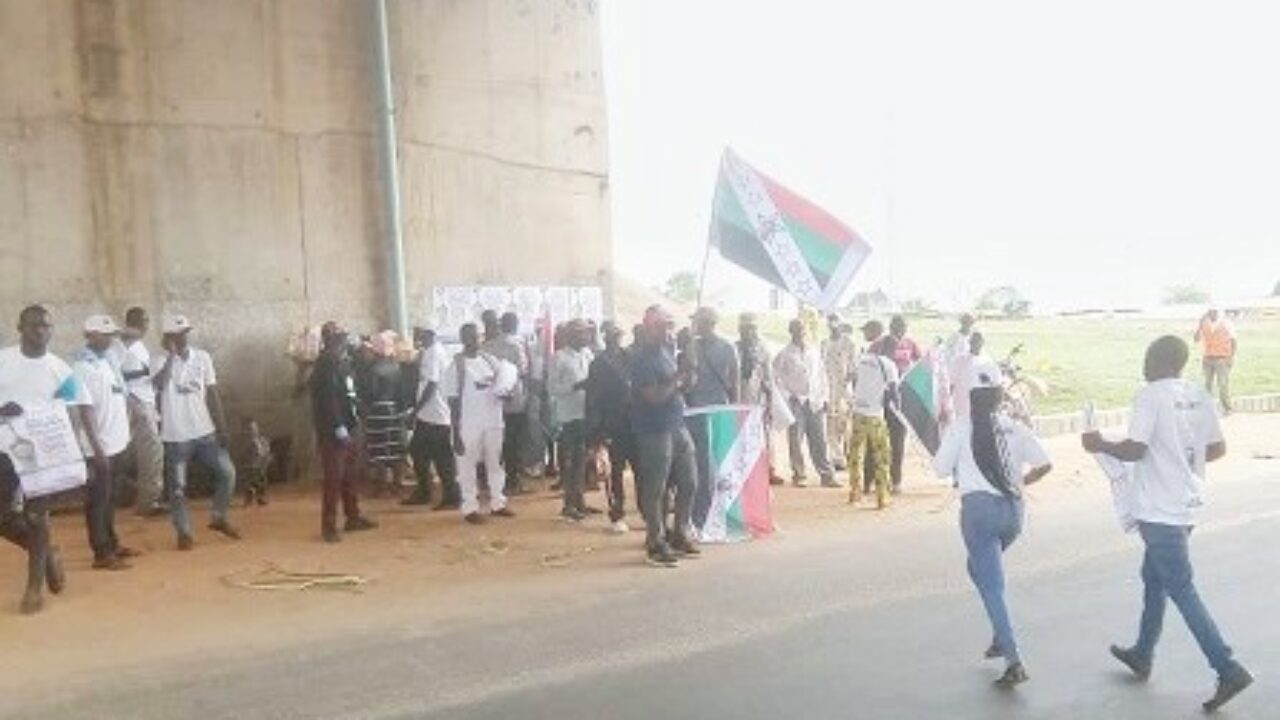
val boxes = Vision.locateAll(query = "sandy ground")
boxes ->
[3,414,1278,700]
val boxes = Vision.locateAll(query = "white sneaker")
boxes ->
[607,520,630,535]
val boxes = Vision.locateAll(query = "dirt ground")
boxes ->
[3,414,1278,696]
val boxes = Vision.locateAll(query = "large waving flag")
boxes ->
[711,149,872,310]
[688,405,775,543]
[895,351,947,455]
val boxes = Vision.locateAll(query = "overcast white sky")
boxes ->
[601,0,1280,311]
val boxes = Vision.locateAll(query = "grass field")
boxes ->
[755,315,1280,415]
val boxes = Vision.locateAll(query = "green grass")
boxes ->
[752,315,1280,415]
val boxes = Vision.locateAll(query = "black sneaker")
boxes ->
[1203,665,1254,713]
[400,491,433,506]
[646,544,679,568]
[670,536,701,558]
[464,512,486,525]
[208,520,242,540]
[994,663,1029,689]
[344,516,378,532]
[1109,645,1151,681]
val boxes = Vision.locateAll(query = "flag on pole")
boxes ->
[895,351,947,455]
[710,148,872,310]
[688,405,775,543]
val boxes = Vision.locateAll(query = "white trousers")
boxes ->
[457,426,506,515]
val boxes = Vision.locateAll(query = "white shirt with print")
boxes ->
[157,347,219,443]
[933,416,1051,497]
[0,346,89,409]
[74,350,131,457]
[1125,378,1223,527]
[415,343,451,427]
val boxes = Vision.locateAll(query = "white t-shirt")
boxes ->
[443,353,508,438]
[0,346,89,409]
[933,416,1051,497]
[73,350,131,457]
[1125,379,1223,526]
[415,343,451,427]
[549,347,593,424]
[851,353,899,419]
[116,339,155,406]
[157,347,218,443]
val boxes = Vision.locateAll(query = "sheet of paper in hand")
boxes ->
[1084,402,1136,533]
[0,400,88,498]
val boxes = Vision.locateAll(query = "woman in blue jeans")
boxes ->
[933,361,1052,688]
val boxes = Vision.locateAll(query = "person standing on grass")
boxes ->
[875,315,923,494]
[629,306,700,567]
[74,315,140,570]
[309,321,378,543]
[117,306,165,517]
[447,323,517,525]
[949,331,988,423]
[773,319,837,488]
[847,321,898,509]
[1194,309,1236,414]
[934,360,1052,689]
[0,306,79,613]
[685,307,740,528]
[1083,335,1253,712]
[404,325,460,509]
[153,314,240,550]
[548,319,596,522]
[586,321,633,534]
[946,313,978,363]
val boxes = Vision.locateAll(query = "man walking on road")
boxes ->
[1083,335,1253,712]
[773,319,837,488]
[1194,309,1236,414]
[117,307,164,517]
[153,315,240,550]
[629,306,700,567]
[309,322,378,543]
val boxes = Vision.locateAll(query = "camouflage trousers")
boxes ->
[847,414,891,507]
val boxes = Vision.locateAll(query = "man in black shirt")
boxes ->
[309,322,377,543]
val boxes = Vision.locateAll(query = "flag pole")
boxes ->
[695,230,713,308]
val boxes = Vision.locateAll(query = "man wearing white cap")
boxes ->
[74,315,139,570]
[153,314,240,549]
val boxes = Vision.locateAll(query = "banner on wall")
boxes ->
[429,285,605,341]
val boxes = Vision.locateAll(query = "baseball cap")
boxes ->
[83,315,120,335]
[970,359,1004,389]
[161,314,193,335]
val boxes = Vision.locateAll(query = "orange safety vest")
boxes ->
[1199,321,1234,359]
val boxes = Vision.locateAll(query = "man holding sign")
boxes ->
[0,305,84,614]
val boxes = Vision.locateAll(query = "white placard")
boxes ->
[1,401,88,498]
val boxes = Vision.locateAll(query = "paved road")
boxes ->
[11,468,1280,720]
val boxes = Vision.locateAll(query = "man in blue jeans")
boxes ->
[1084,335,1252,712]
[154,315,240,550]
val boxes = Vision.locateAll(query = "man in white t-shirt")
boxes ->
[1083,335,1252,712]
[116,306,164,516]
[153,314,239,550]
[445,323,517,525]
[847,321,900,509]
[0,305,84,613]
[74,315,140,570]
[548,319,595,521]
[404,325,459,509]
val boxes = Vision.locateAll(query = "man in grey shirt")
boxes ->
[481,312,530,495]
[685,307,740,531]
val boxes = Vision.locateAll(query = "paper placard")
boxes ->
[1,401,88,498]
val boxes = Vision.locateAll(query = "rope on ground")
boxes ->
[220,563,370,593]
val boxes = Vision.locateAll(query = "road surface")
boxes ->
[7,440,1279,719]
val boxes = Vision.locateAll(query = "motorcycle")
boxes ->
[998,344,1050,427]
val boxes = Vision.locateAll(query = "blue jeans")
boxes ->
[1133,522,1237,675]
[960,492,1024,664]
[164,434,236,537]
